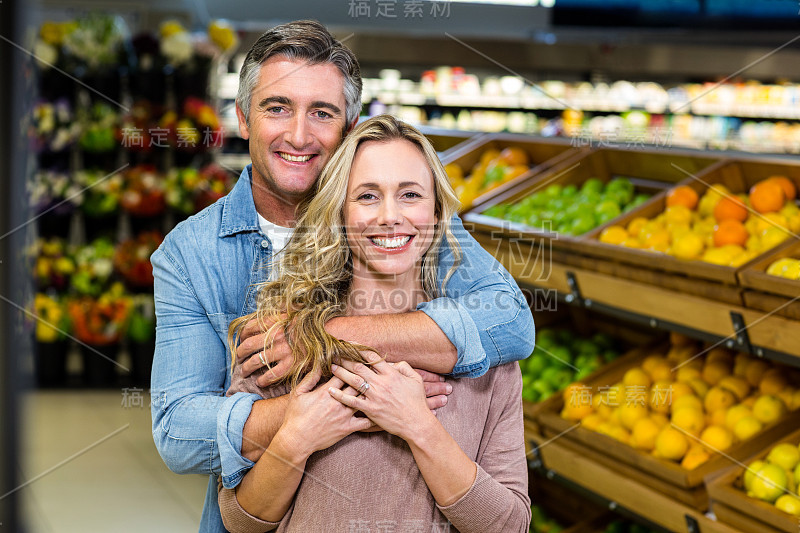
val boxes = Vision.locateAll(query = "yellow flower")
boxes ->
[208,20,238,52]
[34,293,63,343]
[40,22,62,45]
[160,20,187,39]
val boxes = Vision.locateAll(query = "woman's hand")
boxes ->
[328,352,435,441]
[275,370,374,460]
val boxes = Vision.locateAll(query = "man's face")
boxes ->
[237,56,349,209]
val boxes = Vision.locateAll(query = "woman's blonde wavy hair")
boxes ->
[229,115,462,389]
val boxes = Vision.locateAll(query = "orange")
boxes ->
[713,219,749,247]
[655,426,690,461]
[702,361,732,386]
[749,180,785,214]
[499,146,529,166]
[667,185,699,210]
[672,407,706,437]
[767,176,797,201]
[700,425,734,452]
[704,386,736,413]
[714,196,748,223]
[759,368,788,395]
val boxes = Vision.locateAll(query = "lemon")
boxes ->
[767,258,797,277]
[665,205,693,226]
[649,382,673,414]
[704,386,737,413]
[734,415,763,441]
[630,418,661,451]
[706,348,734,366]
[748,463,789,502]
[642,356,668,375]
[655,426,689,461]
[745,359,769,387]
[681,445,711,470]
[767,443,800,471]
[753,395,788,425]
[599,225,629,245]
[725,404,753,431]
[744,460,766,492]
[619,403,650,431]
[700,425,734,452]
[688,378,710,399]
[760,368,788,395]
[775,494,800,517]
[580,413,605,432]
[623,367,652,388]
[672,407,706,437]
[650,413,669,428]
[676,367,701,383]
[627,217,649,236]
[671,233,705,260]
[761,226,791,250]
[718,375,751,401]
[702,361,732,386]
[671,394,703,414]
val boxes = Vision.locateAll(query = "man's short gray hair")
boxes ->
[237,20,362,128]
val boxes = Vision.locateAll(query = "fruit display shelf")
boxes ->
[534,345,800,512]
[705,427,800,533]
[440,132,581,214]
[578,159,800,289]
[738,239,800,321]
[463,146,719,254]
[530,435,742,533]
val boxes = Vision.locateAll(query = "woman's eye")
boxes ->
[358,193,377,201]
[403,191,422,199]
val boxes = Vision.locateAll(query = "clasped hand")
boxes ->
[328,352,441,440]
[235,315,451,410]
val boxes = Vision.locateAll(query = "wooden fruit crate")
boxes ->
[738,239,800,320]
[529,469,613,533]
[536,342,800,511]
[441,133,582,214]
[521,308,660,437]
[706,427,800,533]
[463,146,719,252]
[578,158,800,286]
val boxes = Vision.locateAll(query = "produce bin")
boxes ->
[464,146,719,252]
[738,239,800,320]
[706,427,800,533]
[535,342,800,511]
[441,132,582,213]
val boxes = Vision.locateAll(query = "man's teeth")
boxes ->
[370,236,411,249]
[278,153,312,162]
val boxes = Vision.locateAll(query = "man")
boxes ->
[151,20,534,532]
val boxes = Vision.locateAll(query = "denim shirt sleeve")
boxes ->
[417,215,535,378]
[150,245,259,489]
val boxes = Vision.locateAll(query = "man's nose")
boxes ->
[287,114,310,148]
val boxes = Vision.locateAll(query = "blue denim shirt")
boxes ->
[150,165,534,532]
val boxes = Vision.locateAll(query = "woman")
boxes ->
[219,115,530,533]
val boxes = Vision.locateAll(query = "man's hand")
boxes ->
[236,315,294,386]
[416,368,452,411]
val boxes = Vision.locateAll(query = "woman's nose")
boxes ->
[377,199,402,226]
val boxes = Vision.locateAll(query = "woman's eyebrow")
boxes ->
[354,181,423,190]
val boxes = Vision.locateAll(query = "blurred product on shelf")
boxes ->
[484,177,649,237]
[521,327,621,404]
[363,67,800,153]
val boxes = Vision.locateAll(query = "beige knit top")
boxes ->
[218,361,531,533]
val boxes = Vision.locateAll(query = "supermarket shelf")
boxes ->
[528,437,741,533]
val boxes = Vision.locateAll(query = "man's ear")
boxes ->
[344,116,359,136]
[235,102,250,140]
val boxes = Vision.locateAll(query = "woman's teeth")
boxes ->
[278,152,312,162]
[370,236,411,249]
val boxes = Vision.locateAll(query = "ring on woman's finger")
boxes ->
[258,352,268,366]
[357,381,370,395]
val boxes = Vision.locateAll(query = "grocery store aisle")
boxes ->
[18,390,207,532]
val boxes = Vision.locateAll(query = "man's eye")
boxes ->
[267,107,286,114]
[314,110,332,119]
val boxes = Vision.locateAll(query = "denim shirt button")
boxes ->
[260,239,269,249]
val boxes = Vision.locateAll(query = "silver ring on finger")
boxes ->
[357,381,370,395]
[258,352,268,366]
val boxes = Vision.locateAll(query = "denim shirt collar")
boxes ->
[219,164,260,238]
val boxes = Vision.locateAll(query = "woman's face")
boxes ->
[344,139,437,286]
